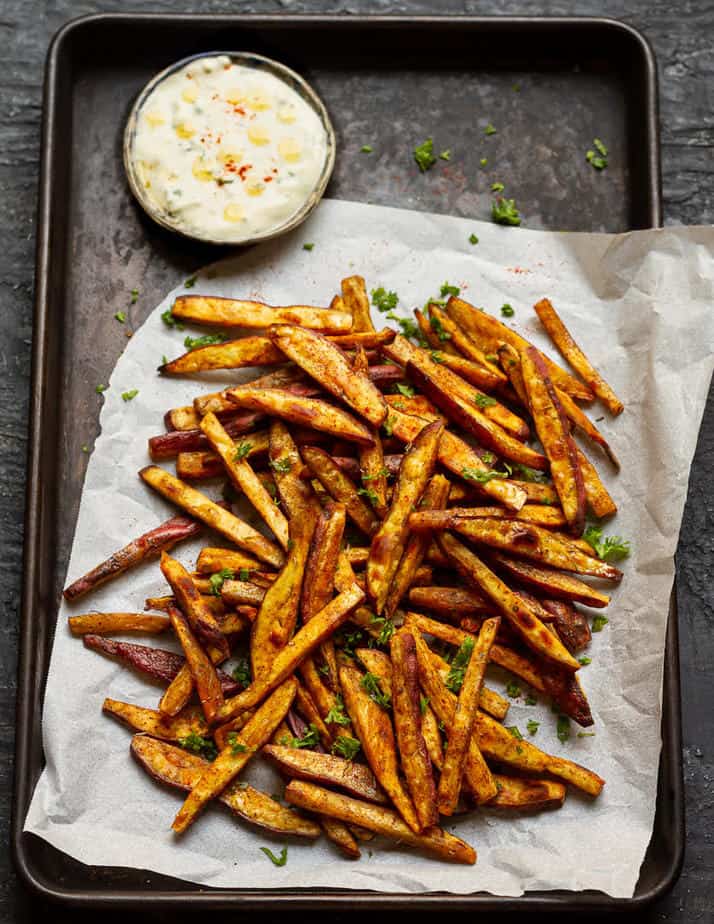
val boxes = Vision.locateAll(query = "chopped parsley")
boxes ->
[371,287,399,313]
[592,614,609,633]
[360,672,391,709]
[324,695,350,727]
[473,393,497,409]
[130,288,139,304]
[439,149,451,161]
[501,303,515,317]
[506,725,523,740]
[95,383,109,394]
[288,724,320,749]
[184,275,197,288]
[586,138,608,170]
[511,463,549,483]
[238,567,251,581]
[492,197,521,226]
[270,457,293,475]
[382,416,395,437]
[578,656,592,666]
[362,467,390,482]
[505,680,521,699]
[114,311,126,323]
[484,124,497,136]
[445,638,474,694]
[360,144,373,153]
[525,693,538,706]
[440,282,460,298]
[161,308,184,330]
[121,389,138,402]
[234,441,253,462]
[357,487,378,505]
[479,157,488,167]
[209,568,234,596]
[396,316,426,344]
[526,719,540,736]
[232,657,251,688]
[583,525,630,562]
[413,137,437,172]
[462,466,508,483]
[491,182,505,193]
[81,444,90,454]
[429,313,452,342]
[184,333,228,350]
[303,242,315,251]
[337,627,365,659]
[227,732,254,755]
[178,732,218,761]
[395,383,416,399]
[556,715,571,743]
[577,731,597,738]
[480,451,496,464]
[419,694,430,715]
[469,233,479,245]
[260,846,287,867]
[369,613,395,647]
[331,736,361,760]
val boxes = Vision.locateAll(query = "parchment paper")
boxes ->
[24,199,714,897]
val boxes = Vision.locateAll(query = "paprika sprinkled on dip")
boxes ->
[124,53,335,245]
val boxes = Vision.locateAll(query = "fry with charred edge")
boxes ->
[339,663,420,833]
[268,420,318,521]
[160,553,229,658]
[160,335,285,375]
[342,275,375,332]
[521,346,585,536]
[63,514,202,602]
[576,446,618,518]
[384,405,527,512]
[385,474,450,619]
[139,466,284,568]
[438,617,500,815]
[428,302,508,382]
[496,341,529,405]
[216,583,365,723]
[176,450,226,480]
[149,412,265,461]
[269,325,387,427]
[407,585,492,616]
[251,509,317,678]
[286,781,476,864]
[200,412,290,550]
[171,678,297,833]
[489,552,610,608]
[225,387,375,447]
[436,531,581,672]
[302,445,379,536]
[263,745,387,803]
[555,382,620,468]
[541,599,592,652]
[171,295,353,332]
[534,297,624,415]
[68,613,170,636]
[445,295,594,402]
[195,547,263,574]
[408,505,566,531]
[490,775,567,810]
[130,735,321,838]
[353,347,389,517]
[411,630,497,804]
[446,517,622,581]
[475,710,604,796]
[367,420,443,612]
[390,630,438,830]
[302,502,346,621]
[167,605,225,724]
[103,699,209,741]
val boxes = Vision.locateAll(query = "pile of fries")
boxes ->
[63,276,626,866]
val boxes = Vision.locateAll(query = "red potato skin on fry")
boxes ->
[149,412,264,460]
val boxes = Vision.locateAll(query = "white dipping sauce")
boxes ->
[131,55,329,242]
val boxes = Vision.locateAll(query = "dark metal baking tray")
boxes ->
[13,11,682,911]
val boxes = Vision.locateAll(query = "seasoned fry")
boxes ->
[225,387,375,447]
[576,446,618,518]
[407,585,492,617]
[321,817,362,858]
[139,466,284,568]
[367,419,442,612]
[172,678,297,833]
[176,450,224,481]
[489,775,567,810]
[340,663,420,833]
[195,547,263,574]
[541,599,592,653]
[267,420,318,521]
[489,552,610,608]
[131,735,321,838]
[285,781,476,864]
[103,699,209,741]
[263,745,387,803]
[220,580,265,607]
[437,617,500,815]
[302,502,346,621]
[302,445,379,536]
[390,630,438,830]
[420,699,444,770]
[160,553,229,658]
[298,655,350,737]
[534,297,623,415]
[149,412,264,461]
[428,303,508,382]
[269,325,387,427]
[513,480,560,505]
[161,336,285,375]
[341,275,375,332]
[352,347,389,517]
[555,382,620,468]
[408,504,566,531]
[68,613,170,636]
[167,605,225,724]
[521,346,585,536]
[63,514,202,602]
[171,295,353,332]
[294,682,333,749]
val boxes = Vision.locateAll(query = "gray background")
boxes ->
[1,1,712,922]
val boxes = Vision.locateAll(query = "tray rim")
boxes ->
[12,9,680,911]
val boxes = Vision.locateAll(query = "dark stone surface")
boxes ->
[0,1,712,922]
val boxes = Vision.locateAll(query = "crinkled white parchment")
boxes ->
[24,200,714,897]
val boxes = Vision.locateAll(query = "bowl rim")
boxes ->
[123,50,336,247]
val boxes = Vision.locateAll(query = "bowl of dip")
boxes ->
[123,52,335,246]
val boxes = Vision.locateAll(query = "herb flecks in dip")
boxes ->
[131,55,328,242]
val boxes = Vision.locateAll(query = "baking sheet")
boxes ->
[24,199,714,897]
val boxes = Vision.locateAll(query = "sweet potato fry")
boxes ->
[225,387,374,447]
[193,368,312,417]
[103,699,209,741]
[435,532,581,672]
[63,514,202,602]
[263,745,387,803]
[298,655,350,736]
[341,275,374,332]
[172,678,297,833]
[175,451,224,481]
[513,481,560,506]
[131,735,321,838]
[384,474,450,618]
[446,517,622,581]
[437,617,500,815]
[340,663,420,832]
[302,502,346,621]
[267,420,317,521]
[367,419,443,612]
[420,699,444,770]
[407,585,492,617]
[427,302,508,382]
[421,642,511,721]
[160,553,229,658]
[294,682,333,749]
[195,547,263,574]
[554,383,620,468]
[390,630,438,830]
[320,818,362,858]
[68,613,170,636]
[167,605,225,724]
[489,552,609,608]
[161,336,285,375]
[285,781,476,864]
[149,413,264,460]
[411,629,497,804]
[217,583,365,724]
[352,347,389,517]
[201,412,290,549]
[534,298,623,415]
[331,330,395,349]
[220,580,265,607]
[139,466,284,568]
[541,599,592,652]
[269,325,387,427]
[408,505,566,531]
[489,775,566,810]
[445,295,594,402]
[302,445,379,536]
[171,295,352,332]
[576,446,618,518]
[521,346,585,536]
